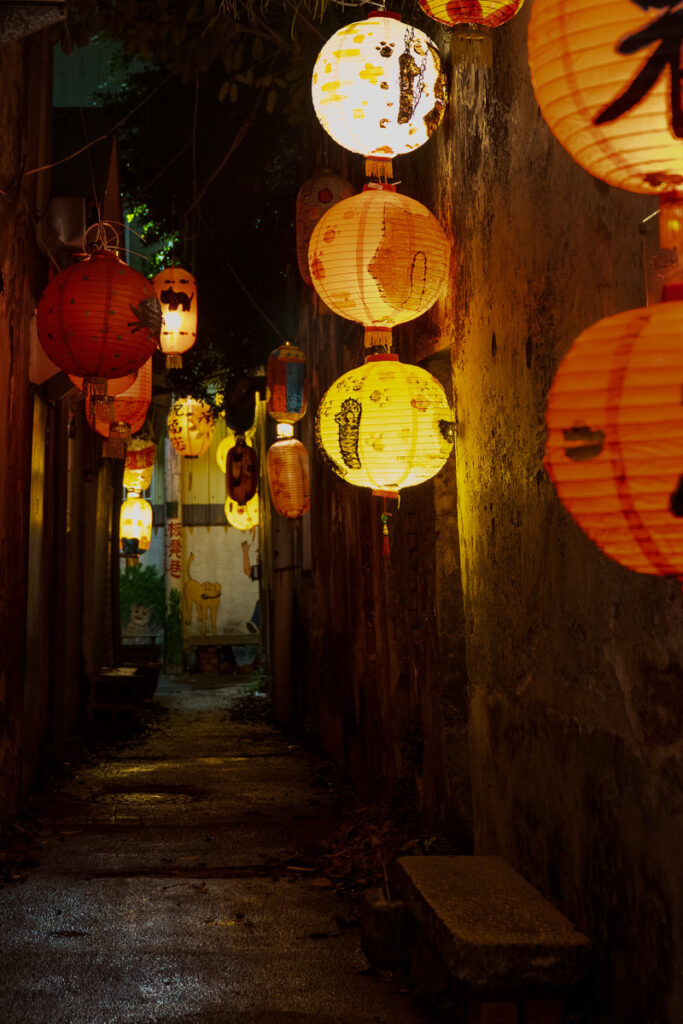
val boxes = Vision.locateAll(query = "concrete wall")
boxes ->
[293,8,682,1021]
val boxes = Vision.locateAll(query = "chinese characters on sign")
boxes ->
[165,518,182,581]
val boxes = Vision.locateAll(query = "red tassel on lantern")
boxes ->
[88,358,153,458]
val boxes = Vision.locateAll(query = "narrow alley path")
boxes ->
[0,676,429,1024]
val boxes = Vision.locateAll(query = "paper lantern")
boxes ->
[227,439,259,505]
[267,430,310,519]
[528,0,683,195]
[224,491,260,531]
[120,496,153,566]
[419,0,524,27]
[167,397,214,458]
[296,172,356,285]
[544,290,683,578]
[267,342,307,425]
[88,358,152,458]
[153,266,197,368]
[308,184,450,347]
[123,438,157,494]
[316,354,454,495]
[37,251,161,391]
[311,12,447,177]
[70,368,138,423]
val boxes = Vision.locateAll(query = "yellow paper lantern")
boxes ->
[123,438,157,494]
[120,496,153,566]
[528,0,683,195]
[316,354,454,495]
[224,492,260,531]
[167,397,214,458]
[308,184,450,347]
[311,12,447,178]
[153,267,198,368]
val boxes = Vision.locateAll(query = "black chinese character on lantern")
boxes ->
[594,1,683,137]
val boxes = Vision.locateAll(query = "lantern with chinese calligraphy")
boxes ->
[267,425,310,519]
[267,342,307,425]
[124,438,157,494]
[167,397,214,458]
[316,354,454,495]
[528,0,683,195]
[311,12,447,178]
[308,184,450,348]
[120,495,153,567]
[37,251,161,404]
[296,172,355,285]
[227,437,259,505]
[224,491,260,531]
[153,266,198,368]
[419,0,524,27]
[545,288,683,579]
[88,358,153,459]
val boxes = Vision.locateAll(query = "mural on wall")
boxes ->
[182,552,222,635]
[120,563,165,640]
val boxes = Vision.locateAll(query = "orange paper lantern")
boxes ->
[308,184,450,347]
[153,266,198,368]
[545,290,683,578]
[528,0,683,194]
[419,0,524,27]
[167,397,214,458]
[267,435,310,519]
[296,172,355,285]
[123,438,157,494]
[88,358,153,458]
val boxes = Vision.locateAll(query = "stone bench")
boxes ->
[391,855,591,1024]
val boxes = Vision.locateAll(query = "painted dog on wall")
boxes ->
[182,553,222,635]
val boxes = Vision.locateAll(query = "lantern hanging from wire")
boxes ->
[69,368,138,423]
[37,250,161,406]
[227,437,259,505]
[167,397,214,458]
[296,172,355,285]
[267,342,308,425]
[215,427,256,475]
[120,495,153,567]
[308,183,450,349]
[88,358,153,459]
[123,438,157,494]
[311,12,448,179]
[419,0,524,27]
[224,491,260,531]
[267,424,311,520]
[153,266,198,368]
[545,286,683,580]
[528,0,683,197]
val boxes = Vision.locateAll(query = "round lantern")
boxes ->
[419,0,524,27]
[316,354,454,495]
[267,429,311,519]
[70,368,138,423]
[120,496,153,567]
[311,12,447,178]
[224,491,260,532]
[544,289,683,578]
[167,397,214,458]
[123,438,157,494]
[227,438,259,505]
[152,266,197,368]
[308,184,450,347]
[88,358,152,459]
[37,251,161,391]
[267,342,307,425]
[528,0,683,195]
[296,172,355,285]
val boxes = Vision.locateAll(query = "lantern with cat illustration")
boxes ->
[153,267,197,368]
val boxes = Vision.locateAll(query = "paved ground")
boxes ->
[0,675,429,1024]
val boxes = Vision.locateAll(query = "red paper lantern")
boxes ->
[419,0,524,28]
[267,435,310,519]
[37,251,161,382]
[266,342,307,425]
[227,439,259,505]
[89,358,153,458]
[545,289,683,578]
[296,172,355,285]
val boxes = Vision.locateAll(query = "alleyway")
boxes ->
[0,676,429,1024]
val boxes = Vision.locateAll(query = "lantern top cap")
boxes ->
[367,9,401,20]
[362,182,397,193]
[661,282,683,302]
[365,352,399,363]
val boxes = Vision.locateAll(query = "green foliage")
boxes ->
[164,587,184,670]
[120,563,166,628]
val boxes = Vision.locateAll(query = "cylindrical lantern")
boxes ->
[311,13,447,178]
[296,172,355,285]
[419,0,524,27]
[167,397,214,458]
[308,184,450,347]
[316,354,454,495]
[123,438,157,494]
[37,251,161,384]
[267,432,310,519]
[120,496,153,566]
[544,291,683,578]
[528,0,683,195]
[267,342,307,425]
[224,491,260,531]
[153,266,198,368]
[89,358,153,458]
[227,438,259,505]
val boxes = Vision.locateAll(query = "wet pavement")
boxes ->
[0,675,429,1024]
